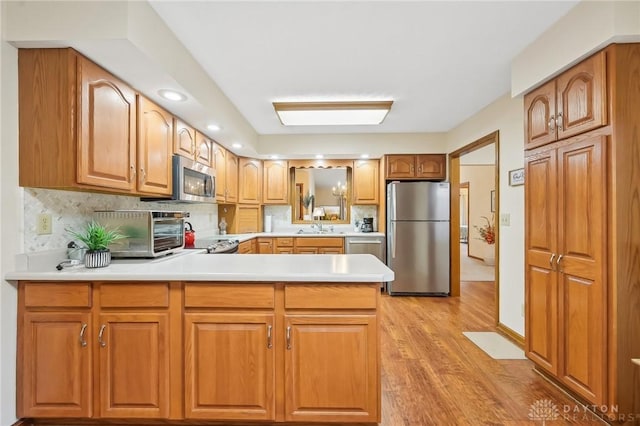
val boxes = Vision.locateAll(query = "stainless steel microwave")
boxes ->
[143,155,216,203]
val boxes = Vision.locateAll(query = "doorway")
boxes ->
[449,131,499,325]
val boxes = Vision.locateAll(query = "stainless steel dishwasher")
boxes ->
[345,235,386,289]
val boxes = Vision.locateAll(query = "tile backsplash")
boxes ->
[24,188,219,252]
[24,189,380,252]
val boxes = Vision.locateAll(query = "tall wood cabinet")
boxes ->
[352,159,379,204]
[238,158,262,204]
[137,97,173,195]
[524,44,640,415]
[213,143,238,203]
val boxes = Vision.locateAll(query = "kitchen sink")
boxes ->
[296,228,344,235]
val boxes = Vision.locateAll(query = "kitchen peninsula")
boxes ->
[7,252,392,425]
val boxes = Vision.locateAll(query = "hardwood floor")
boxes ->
[379,282,604,425]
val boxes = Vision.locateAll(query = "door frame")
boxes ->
[449,131,500,324]
[459,182,470,257]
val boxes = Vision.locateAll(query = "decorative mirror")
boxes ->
[290,160,352,224]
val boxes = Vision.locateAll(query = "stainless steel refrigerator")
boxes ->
[386,181,450,295]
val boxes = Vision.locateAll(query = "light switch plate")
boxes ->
[500,213,510,226]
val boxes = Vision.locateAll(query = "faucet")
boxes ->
[311,221,323,233]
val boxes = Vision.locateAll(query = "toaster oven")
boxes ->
[93,210,188,258]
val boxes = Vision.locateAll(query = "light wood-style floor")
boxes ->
[379,282,600,425]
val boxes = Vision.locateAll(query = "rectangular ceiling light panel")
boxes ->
[273,101,393,126]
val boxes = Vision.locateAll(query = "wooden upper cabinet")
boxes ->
[195,131,213,167]
[415,154,446,179]
[353,159,379,204]
[77,55,137,191]
[238,158,262,204]
[213,143,227,202]
[385,154,446,180]
[174,119,196,160]
[137,96,173,195]
[524,51,606,149]
[225,151,239,203]
[262,160,289,204]
[385,155,415,179]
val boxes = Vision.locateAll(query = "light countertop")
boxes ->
[5,250,394,283]
[214,231,384,243]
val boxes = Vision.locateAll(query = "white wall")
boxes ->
[460,165,495,259]
[447,93,525,335]
[0,28,20,424]
[512,0,640,95]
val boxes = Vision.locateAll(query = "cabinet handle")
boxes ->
[129,165,136,183]
[549,253,556,270]
[418,165,423,174]
[556,113,563,131]
[548,115,556,132]
[286,326,292,350]
[140,168,146,184]
[267,325,273,349]
[556,254,564,271]
[410,165,414,174]
[79,323,88,347]
[98,324,107,348]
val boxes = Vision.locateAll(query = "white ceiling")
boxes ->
[149,0,579,136]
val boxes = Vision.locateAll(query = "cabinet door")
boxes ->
[319,247,344,254]
[263,160,289,204]
[137,96,173,195]
[294,247,319,254]
[257,238,274,254]
[524,80,557,149]
[415,154,446,179]
[225,151,239,203]
[284,315,378,422]
[195,131,212,167]
[238,239,254,254]
[184,313,275,420]
[238,158,262,204]
[556,52,607,141]
[213,143,227,202]
[77,56,136,191]
[385,155,415,178]
[556,137,606,404]
[98,313,170,418]
[524,150,559,374]
[353,159,379,204]
[20,312,92,418]
[174,118,196,159]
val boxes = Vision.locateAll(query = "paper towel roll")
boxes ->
[264,215,272,233]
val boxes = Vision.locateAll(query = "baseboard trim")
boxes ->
[496,323,524,348]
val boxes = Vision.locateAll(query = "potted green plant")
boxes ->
[67,221,126,268]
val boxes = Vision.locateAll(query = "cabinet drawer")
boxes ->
[276,237,294,247]
[285,285,377,309]
[100,282,169,308]
[295,237,344,248]
[185,283,274,308]
[23,282,92,308]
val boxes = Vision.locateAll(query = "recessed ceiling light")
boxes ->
[207,124,221,132]
[232,143,243,149]
[273,101,393,126]
[360,154,370,159]
[270,155,279,160]
[158,89,187,102]
[315,154,324,159]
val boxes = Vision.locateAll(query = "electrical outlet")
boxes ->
[500,213,510,226]
[37,213,52,235]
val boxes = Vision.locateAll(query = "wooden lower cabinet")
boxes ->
[20,312,93,418]
[97,313,170,418]
[294,237,344,254]
[184,313,275,420]
[18,281,379,424]
[284,315,378,422]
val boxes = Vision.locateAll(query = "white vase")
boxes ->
[483,244,495,266]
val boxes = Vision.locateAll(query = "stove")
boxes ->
[190,238,240,254]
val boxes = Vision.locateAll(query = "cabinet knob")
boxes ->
[548,115,556,133]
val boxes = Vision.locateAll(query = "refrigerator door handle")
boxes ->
[389,183,397,222]
[391,221,397,259]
